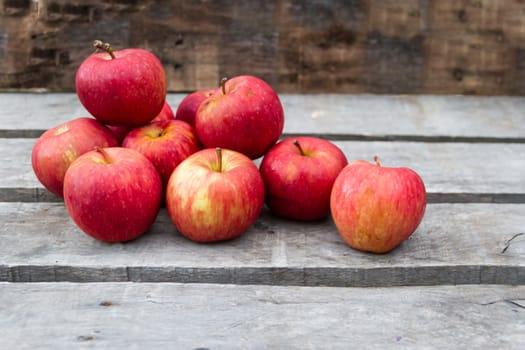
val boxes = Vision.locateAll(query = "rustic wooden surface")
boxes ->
[3,138,525,202]
[1,92,524,348]
[2,94,524,203]
[2,0,525,95]
[1,283,524,349]
[1,203,524,286]
[2,94,525,139]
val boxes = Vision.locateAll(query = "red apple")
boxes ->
[259,137,348,221]
[122,119,201,189]
[31,117,118,198]
[153,100,175,122]
[166,148,264,242]
[63,147,162,243]
[75,40,167,126]
[106,101,175,144]
[174,89,214,127]
[105,125,133,145]
[195,76,284,159]
[330,157,427,253]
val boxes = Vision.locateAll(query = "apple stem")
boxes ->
[293,140,306,156]
[220,77,228,95]
[93,40,116,59]
[374,155,381,166]
[95,147,113,164]
[216,147,223,172]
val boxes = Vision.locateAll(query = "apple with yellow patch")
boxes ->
[31,117,118,197]
[166,148,264,242]
[330,157,426,253]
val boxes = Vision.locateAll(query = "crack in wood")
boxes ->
[501,233,525,254]
[481,299,525,310]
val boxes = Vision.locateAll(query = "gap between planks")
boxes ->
[2,264,524,286]
[1,188,525,203]
[3,129,525,144]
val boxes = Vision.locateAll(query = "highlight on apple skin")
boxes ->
[330,157,427,254]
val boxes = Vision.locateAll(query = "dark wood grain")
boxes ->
[2,0,525,94]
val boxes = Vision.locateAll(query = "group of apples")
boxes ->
[31,41,427,254]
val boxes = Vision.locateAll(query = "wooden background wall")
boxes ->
[1,0,525,95]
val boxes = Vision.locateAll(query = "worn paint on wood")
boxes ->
[2,1,525,94]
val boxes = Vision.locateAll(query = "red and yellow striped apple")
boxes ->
[166,148,264,242]
[31,117,118,198]
[330,157,426,253]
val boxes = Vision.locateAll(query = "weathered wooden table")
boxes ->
[1,93,524,349]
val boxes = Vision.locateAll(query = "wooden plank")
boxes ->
[4,138,524,201]
[0,282,523,349]
[1,93,524,139]
[1,202,524,286]
[0,93,184,137]
[281,94,525,140]
[423,1,516,95]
